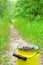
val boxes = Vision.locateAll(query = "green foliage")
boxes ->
[0,0,8,17]
[0,51,10,65]
[0,19,9,50]
[0,0,11,64]
[14,0,43,19]
[0,0,11,21]
[14,0,43,50]
[14,18,43,50]
[0,19,10,64]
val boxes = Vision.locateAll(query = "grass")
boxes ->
[0,51,10,65]
[0,19,10,50]
[14,18,43,50]
[0,19,10,65]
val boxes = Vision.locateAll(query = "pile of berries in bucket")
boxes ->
[18,43,38,51]
[20,46,35,51]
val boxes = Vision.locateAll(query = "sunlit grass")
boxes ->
[14,18,43,50]
[0,19,10,64]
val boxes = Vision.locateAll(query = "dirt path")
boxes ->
[8,24,27,65]
[7,24,43,65]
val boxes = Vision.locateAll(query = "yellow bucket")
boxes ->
[13,43,40,65]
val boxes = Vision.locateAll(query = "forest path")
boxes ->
[7,24,43,65]
[8,24,26,65]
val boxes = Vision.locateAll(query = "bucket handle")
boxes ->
[13,53,27,61]
[13,52,39,61]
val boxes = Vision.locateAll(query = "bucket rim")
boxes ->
[17,43,40,52]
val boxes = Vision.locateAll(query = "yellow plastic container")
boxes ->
[17,50,40,65]
[13,43,40,65]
